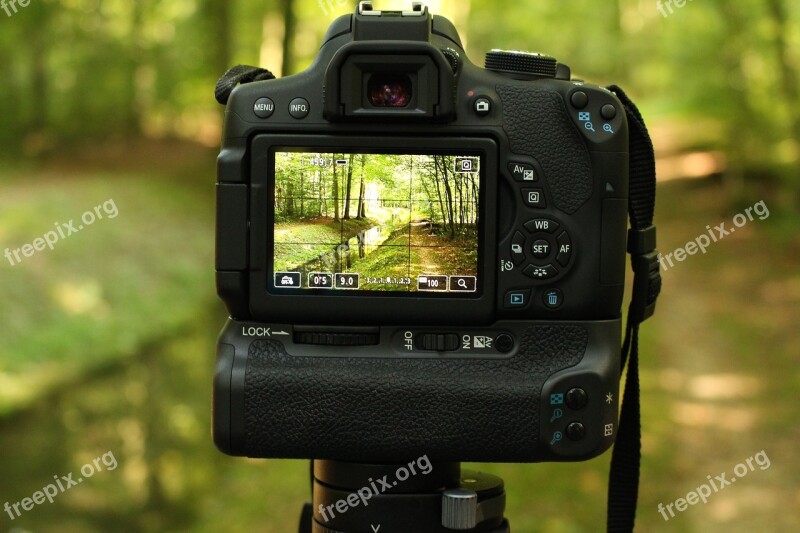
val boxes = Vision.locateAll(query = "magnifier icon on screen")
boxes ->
[458,279,468,289]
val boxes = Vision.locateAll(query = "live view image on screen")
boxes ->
[272,150,480,293]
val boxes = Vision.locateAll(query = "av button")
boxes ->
[508,161,537,182]
[495,334,514,353]
[289,97,310,119]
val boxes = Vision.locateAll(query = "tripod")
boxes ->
[299,460,510,532]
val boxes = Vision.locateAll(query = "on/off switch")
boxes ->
[416,333,460,352]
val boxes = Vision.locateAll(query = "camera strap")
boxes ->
[605,85,662,533]
[215,65,277,105]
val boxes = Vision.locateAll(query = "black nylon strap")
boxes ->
[605,86,661,533]
[215,65,276,105]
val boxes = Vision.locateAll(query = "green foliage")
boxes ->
[0,162,215,414]
[1,0,797,187]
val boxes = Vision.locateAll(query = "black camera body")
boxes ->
[214,3,629,464]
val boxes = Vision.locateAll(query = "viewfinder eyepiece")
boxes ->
[367,74,413,107]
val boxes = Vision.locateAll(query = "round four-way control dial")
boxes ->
[508,218,574,281]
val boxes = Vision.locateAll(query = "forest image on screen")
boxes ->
[272,151,480,293]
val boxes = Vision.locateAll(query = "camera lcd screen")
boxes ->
[271,150,481,294]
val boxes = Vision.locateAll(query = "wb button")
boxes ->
[504,289,531,308]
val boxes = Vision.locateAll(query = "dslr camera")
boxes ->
[214,0,630,479]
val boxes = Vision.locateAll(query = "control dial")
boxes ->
[485,49,558,79]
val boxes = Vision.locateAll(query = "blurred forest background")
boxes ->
[1,1,798,532]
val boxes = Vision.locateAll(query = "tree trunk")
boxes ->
[358,154,367,219]
[344,153,355,219]
[766,0,800,155]
[207,0,232,79]
[333,155,340,222]
[280,0,297,76]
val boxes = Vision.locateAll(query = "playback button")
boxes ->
[504,289,531,308]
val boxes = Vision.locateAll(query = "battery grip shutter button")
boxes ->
[485,50,558,79]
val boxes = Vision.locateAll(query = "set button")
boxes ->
[531,239,550,259]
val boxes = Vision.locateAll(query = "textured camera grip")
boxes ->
[496,84,593,214]
[242,325,588,462]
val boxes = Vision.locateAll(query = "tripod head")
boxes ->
[300,460,509,533]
